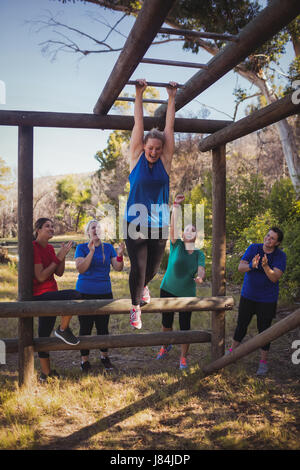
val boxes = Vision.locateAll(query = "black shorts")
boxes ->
[233,296,277,351]
[160,288,192,331]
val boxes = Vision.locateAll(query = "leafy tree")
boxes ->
[56,176,92,232]
[0,157,12,202]
[226,174,267,242]
[95,130,130,174]
[266,177,298,224]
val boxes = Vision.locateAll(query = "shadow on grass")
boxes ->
[37,368,206,450]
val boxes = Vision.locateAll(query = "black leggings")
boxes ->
[34,289,81,358]
[125,224,167,305]
[78,292,113,356]
[160,288,192,330]
[233,296,277,351]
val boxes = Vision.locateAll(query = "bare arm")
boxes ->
[55,241,73,277]
[111,242,125,272]
[262,255,283,283]
[75,241,95,274]
[195,266,205,284]
[170,194,185,244]
[34,261,60,283]
[34,242,72,282]
[129,79,147,172]
[238,254,260,273]
[161,82,177,174]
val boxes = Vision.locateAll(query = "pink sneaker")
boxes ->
[130,307,142,330]
[141,286,151,306]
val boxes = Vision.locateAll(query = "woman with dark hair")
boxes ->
[228,227,286,376]
[124,78,178,330]
[156,195,206,370]
[75,219,124,372]
[33,218,81,382]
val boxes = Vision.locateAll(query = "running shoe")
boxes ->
[54,326,80,345]
[100,356,114,371]
[140,286,151,306]
[179,357,188,370]
[130,307,142,330]
[80,361,91,373]
[156,345,172,360]
[256,360,268,376]
[39,369,60,383]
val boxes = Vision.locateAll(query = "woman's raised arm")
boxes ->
[129,79,147,171]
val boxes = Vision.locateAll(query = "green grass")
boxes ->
[0,241,299,450]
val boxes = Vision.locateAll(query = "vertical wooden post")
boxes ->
[211,144,226,361]
[18,126,34,387]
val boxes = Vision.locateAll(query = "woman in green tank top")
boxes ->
[157,195,206,370]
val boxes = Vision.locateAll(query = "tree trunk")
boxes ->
[236,66,300,195]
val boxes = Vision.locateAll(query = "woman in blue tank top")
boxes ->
[125,78,178,330]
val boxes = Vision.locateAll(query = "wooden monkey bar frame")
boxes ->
[0,0,299,386]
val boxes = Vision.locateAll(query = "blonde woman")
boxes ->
[75,220,124,372]
[124,78,178,330]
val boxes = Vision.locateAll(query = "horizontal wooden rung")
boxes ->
[0,296,234,318]
[127,80,184,88]
[140,57,208,69]
[158,27,239,42]
[115,97,167,104]
[4,330,212,353]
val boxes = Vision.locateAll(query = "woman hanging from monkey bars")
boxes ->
[124,78,178,330]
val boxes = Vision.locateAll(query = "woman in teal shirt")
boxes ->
[157,195,205,370]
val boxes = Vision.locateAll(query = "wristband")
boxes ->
[173,202,180,207]
[248,261,253,269]
[117,256,123,262]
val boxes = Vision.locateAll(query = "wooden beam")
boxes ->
[198,92,300,151]
[127,80,184,88]
[17,126,34,387]
[140,57,208,69]
[4,330,212,354]
[155,0,300,117]
[211,145,226,361]
[0,110,232,134]
[0,296,234,319]
[203,308,300,375]
[93,0,176,115]
[116,97,167,104]
[158,27,238,42]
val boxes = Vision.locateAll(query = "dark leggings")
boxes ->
[160,288,192,330]
[78,292,113,356]
[125,224,167,305]
[233,296,277,351]
[34,289,81,358]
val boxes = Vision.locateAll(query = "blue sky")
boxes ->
[0,0,294,178]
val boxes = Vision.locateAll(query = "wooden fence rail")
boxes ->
[1,296,233,385]
[3,330,212,354]
[0,296,234,318]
